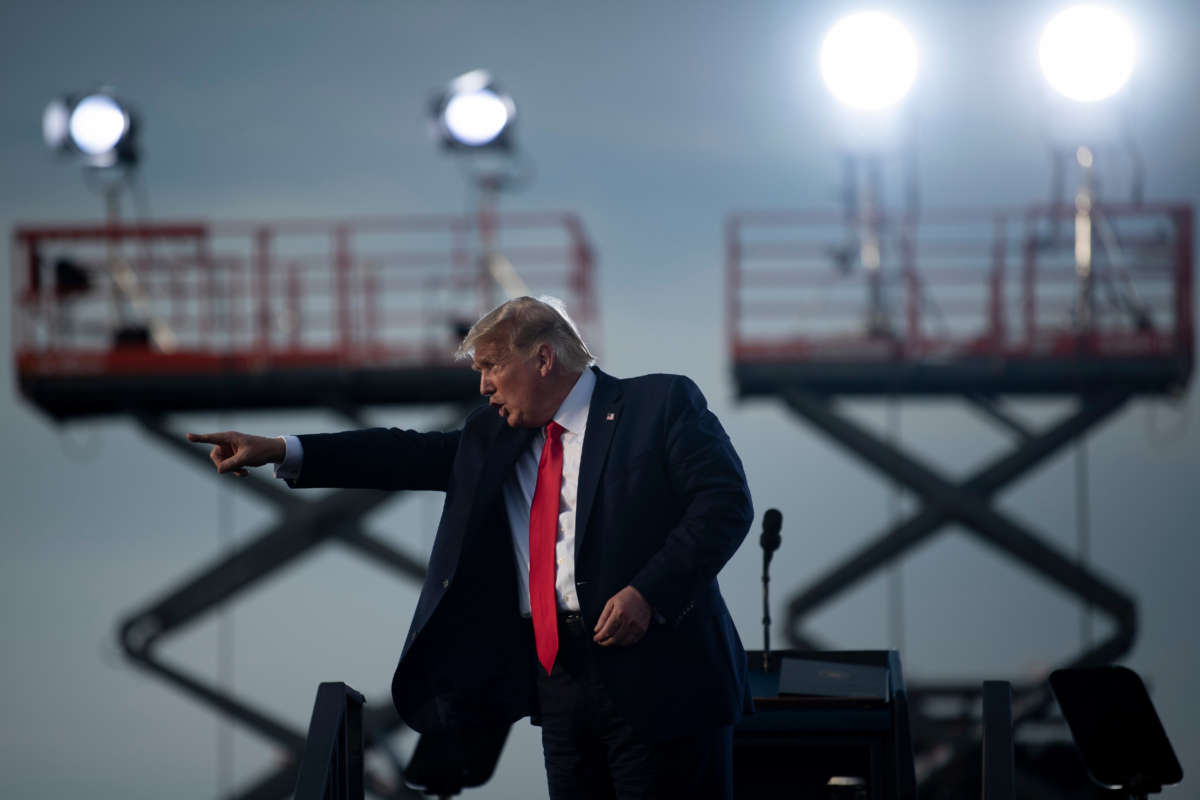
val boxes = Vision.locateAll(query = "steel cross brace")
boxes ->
[119,413,442,800]
[780,388,1136,666]
[778,388,1139,772]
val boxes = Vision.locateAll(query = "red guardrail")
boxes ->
[12,212,598,377]
[726,203,1192,364]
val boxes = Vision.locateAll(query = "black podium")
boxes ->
[734,650,917,800]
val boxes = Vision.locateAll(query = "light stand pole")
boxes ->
[1037,5,1139,334]
[1073,147,1096,332]
[431,70,531,310]
[820,11,921,340]
[44,88,171,349]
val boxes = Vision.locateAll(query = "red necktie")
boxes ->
[529,421,565,676]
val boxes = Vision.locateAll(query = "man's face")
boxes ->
[472,339,551,428]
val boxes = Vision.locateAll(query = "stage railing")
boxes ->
[726,203,1192,365]
[12,212,598,377]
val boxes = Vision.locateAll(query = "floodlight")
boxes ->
[432,70,516,149]
[820,12,918,111]
[1039,5,1135,102]
[444,90,511,146]
[44,89,139,167]
[69,94,131,165]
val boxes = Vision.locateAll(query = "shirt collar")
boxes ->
[552,367,595,436]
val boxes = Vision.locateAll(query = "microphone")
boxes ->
[760,509,783,672]
[760,508,782,563]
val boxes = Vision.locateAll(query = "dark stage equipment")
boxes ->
[12,213,597,799]
[295,683,366,800]
[735,649,917,800]
[1050,666,1183,798]
[982,681,1016,800]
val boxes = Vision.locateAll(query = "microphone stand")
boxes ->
[761,554,772,672]
[759,509,782,672]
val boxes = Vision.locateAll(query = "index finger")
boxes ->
[186,432,226,444]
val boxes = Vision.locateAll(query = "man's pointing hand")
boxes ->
[185,431,285,478]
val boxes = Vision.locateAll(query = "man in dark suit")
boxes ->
[187,296,754,799]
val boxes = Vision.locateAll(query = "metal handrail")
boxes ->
[294,682,366,800]
[726,203,1193,365]
[11,212,598,374]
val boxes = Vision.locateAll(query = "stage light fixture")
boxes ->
[820,11,918,111]
[431,70,516,149]
[69,93,132,166]
[1039,5,1135,103]
[43,89,139,168]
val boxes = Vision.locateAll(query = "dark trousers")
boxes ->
[535,613,733,800]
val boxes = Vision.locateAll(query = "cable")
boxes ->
[1075,438,1092,651]
[887,396,906,655]
[216,418,235,797]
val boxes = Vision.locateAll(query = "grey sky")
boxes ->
[2,1,1198,797]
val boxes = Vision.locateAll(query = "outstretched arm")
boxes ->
[186,427,461,492]
[290,428,459,491]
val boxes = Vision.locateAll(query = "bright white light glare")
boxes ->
[443,89,511,146]
[820,12,918,110]
[68,94,128,155]
[42,99,70,149]
[443,90,510,146]
[1039,5,1135,102]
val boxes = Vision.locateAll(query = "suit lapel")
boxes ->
[575,367,622,560]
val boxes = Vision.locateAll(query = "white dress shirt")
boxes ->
[502,367,593,615]
[273,367,596,616]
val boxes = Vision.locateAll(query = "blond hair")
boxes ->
[456,296,595,372]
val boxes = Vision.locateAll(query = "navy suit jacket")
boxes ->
[291,367,754,741]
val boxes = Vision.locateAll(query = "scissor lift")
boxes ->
[12,212,598,799]
[726,202,1193,793]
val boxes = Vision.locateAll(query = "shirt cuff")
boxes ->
[273,435,303,480]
